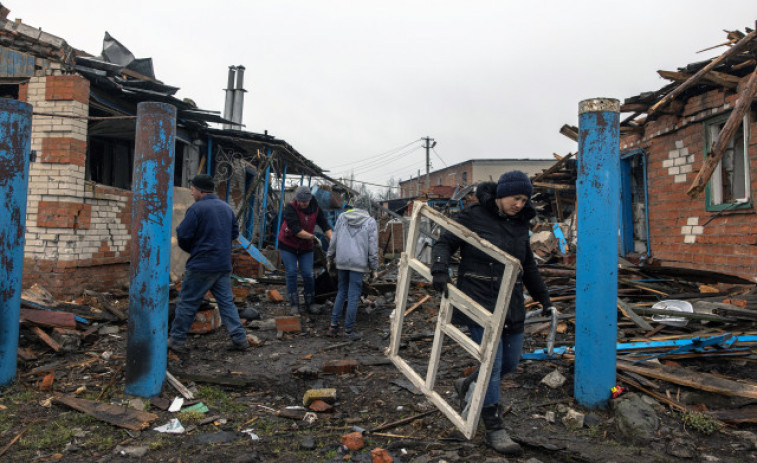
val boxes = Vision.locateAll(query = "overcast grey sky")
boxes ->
[15,1,757,190]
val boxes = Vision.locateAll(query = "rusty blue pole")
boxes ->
[274,163,288,249]
[257,147,272,248]
[575,98,620,408]
[0,99,32,386]
[126,102,176,397]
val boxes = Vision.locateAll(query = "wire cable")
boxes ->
[326,138,422,170]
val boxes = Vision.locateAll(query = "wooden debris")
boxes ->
[617,298,653,330]
[29,326,61,352]
[648,28,757,115]
[708,406,757,424]
[20,308,76,329]
[53,395,158,431]
[404,295,430,317]
[617,359,757,400]
[165,371,194,400]
[687,64,757,198]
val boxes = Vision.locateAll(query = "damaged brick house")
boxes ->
[614,27,757,282]
[1,9,341,298]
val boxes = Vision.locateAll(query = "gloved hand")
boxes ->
[370,270,378,281]
[541,306,556,317]
[312,235,322,248]
[432,272,451,298]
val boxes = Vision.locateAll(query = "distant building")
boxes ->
[398,159,554,198]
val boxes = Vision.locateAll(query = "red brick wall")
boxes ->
[623,82,757,282]
[19,82,28,102]
[40,137,87,166]
[45,75,89,104]
[23,258,129,298]
[37,200,92,229]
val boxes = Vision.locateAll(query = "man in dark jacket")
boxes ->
[431,170,553,455]
[168,174,251,353]
[277,185,333,315]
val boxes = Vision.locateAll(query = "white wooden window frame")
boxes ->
[706,114,751,207]
[386,201,521,439]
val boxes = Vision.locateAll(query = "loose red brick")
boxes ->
[323,359,358,375]
[275,316,301,333]
[371,448,394,463]
[308,399,334,413]
[267,289,284,302]
[40,372,55,391]
[340,432,364,451]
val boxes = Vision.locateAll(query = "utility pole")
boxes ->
[422,136,436,191]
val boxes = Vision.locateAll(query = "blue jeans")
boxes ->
[169,269,246,344]
[330,269,363,332]
[468,324,524,407]
[279,249,314,297]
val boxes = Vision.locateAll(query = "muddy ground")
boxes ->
[2,280,757,463]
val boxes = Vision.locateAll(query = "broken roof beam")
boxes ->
[687,64,757,198]
[657,69,740,90]
[531,152,574,183]
[648,27,757,115]
[559,124,578,142]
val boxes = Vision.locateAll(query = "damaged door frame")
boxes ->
[386,201,520,439]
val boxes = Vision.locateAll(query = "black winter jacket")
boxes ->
[430,182,551,334]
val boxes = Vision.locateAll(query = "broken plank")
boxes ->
[617,359,757,400]
[29,326,61,352]
[708,405,757,424]
[617,372,688,412]
[54,395,158,431]
[20,308,77,329]
[165,371,195,400]
[648,28,757,114]
[404,295,431,317]
[617,298,653,330]
[172,372,255,387]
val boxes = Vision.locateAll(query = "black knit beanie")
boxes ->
[496,170,532,198]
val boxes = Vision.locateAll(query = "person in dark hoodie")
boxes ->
[431,171,554,456]
[326,205,378,340]
[278,185,333,315]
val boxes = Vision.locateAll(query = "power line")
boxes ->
[326,138,422,170]
[349,145,424,176]
[432,147,448,168]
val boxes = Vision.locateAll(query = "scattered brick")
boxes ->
[189,308,221,334]
[267,289,284,302]
[323,359,358,375]
[308,399,334,413]
[40,372,55,391]
[275,316,301,333]
[340,432,364,451]
[371,448,394,463]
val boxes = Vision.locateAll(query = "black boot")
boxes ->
[481,405,522,456]
[304,293,320,315]
[288,292,299,315]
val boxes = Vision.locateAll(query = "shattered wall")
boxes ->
[620,82,757,282]
[20,74,134,297]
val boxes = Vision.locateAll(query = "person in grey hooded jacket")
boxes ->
[326,207,378,340]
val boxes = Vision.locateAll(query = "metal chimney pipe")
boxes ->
[232,65,246,126]
[223,66,236,130]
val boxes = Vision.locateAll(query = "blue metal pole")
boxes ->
[126,102,177,398]
[258,148,272,248]
[274,163,288,249]
[575,98,620,408]
[0,99,32,386]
